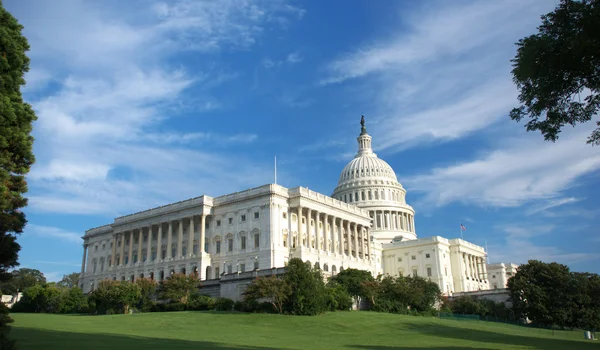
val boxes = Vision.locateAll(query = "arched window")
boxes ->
[323,263,329,272]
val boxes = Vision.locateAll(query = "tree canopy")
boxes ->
[0,268,46,294]
[510,0,600,145]
[57,272,81,289]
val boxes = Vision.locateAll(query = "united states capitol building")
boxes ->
[79,118,513,298]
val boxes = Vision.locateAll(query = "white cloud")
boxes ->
[525,197,582,216]
[321,0,559,152]
[488,224,597,266]
[405,127,600,208]
[17,0,302,216]
[25,224,82,244]
[286,52,303,64]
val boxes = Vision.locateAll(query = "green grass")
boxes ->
[9,311,599,349]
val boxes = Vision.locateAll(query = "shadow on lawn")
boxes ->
[401,323,596,350]
[12,327,280,350]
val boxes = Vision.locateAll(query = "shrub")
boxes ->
[188,295,216,311]
[164,302,186,312]
[213,298,235,311]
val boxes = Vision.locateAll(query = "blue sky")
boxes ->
[6,0,599,282]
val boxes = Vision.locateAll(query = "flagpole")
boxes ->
[460,223,463,240]
[485,240,489,264]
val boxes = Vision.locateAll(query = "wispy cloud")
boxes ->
[489,224,597,266]
[404,126,600,209]
[321,0,559,152]
[26,224,82,244]
[21,0,302,216]
[526,197,582,216]
[286,52,303,64]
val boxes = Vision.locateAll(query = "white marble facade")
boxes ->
[79,117,506,296]
[80,185,380,293]
[487,263,519,290]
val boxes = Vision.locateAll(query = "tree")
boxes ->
[329,268,374,308]
[0,268,46,294]
[57,272,81,289]
[90,280,141,314]
[510,0,600,145]
[158,273,199,305]
[134,278,156,312]
[508,260,573,327]
[282,258,327,315]
[243,275,291,314]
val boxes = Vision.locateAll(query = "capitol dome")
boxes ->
[332,116,417,243]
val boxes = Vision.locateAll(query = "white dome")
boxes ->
[332,116,417,243]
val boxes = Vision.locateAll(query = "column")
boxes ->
[119,233,125,266]
[128,231,134,266]
[411,215,416,233]
[340,220,346,256]
[315,211,321,251]
[332,217,338,253]
[306,208,311,248]
[157,224,163,260]
[188,216,194,256]
[366,227,372,260]
[166,221,173,259]
[353,223,359,258]
[81,244,88,274]
[199,215,206,254]
[385,211,389,230]
[137,228,143,264]
[297,206,303,248]
[177,219,183,258]
[395,212,400,230]
[146,225,152,262]
[111,234,117,266]
[403,213,408,231]
[346,220,351,257]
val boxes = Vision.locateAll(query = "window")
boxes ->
[354,193,358,201]
[228,218,233,225]
[152,251,156,261]
[254,212,259,219]
[445,267,448,276]
[228,238,233,252]
[95,245,98,252]
[133,254,137,263]
[216,241,221,254]
[426,253,431,259]
[227,265,232,274]
[492,274,496,279]
[292,214,296,221]
[412,269,418,277]
[397,257,402,262]
[254,234,260,248]
[241,215,246,222]
[205,222,209,229]
[240,263,246,273]
[217,220,221,227]
[302,217,305,224]
[427,267,432,277]
[362,191,365,200]
[241,236,246,250]
[411,255,416,260]
[102,244,106,250]
[215,267,220,278]
[254,259,259,270]
[182,247,187,256]
[283,212,287,219]
[204,242,208,253]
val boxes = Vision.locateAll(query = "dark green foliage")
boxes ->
[510,0,600,145]
[158,273,199,305]
[0,303,15,350]
[243,275,291,314]
[0,268,46,294]
[324,284,353,311]
[445,296,514,321]
[57,272,81,289]
[328,268,373,306]
[89,280,141,314]
[187,294,216,311]
[282,258,327,315]
[11,283,88,314]
[134,278,156,312]
[213,298,235,311]
[367,275,442,314]
[508,260,600,331]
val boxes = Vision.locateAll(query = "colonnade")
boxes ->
[82,215,207,275]
[291,206,371,260]
[371,210,415,233]
[463,253,487,281]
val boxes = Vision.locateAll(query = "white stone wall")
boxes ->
[449,239,489,293]
[382,236,455,295]
[487,262,519,289]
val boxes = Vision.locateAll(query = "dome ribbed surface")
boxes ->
[337,156,398,185]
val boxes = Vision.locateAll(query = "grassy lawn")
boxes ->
[9,311,598,350]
